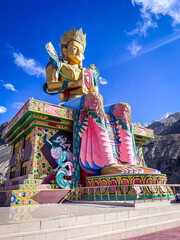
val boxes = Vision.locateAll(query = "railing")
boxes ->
[68,184,180,204]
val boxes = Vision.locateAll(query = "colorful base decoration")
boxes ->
[0,99,74,206]
[0,99,172,206]
[0,174,70,206]
[83,174,173,201]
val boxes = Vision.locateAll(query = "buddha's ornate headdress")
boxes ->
[59,27,86,50]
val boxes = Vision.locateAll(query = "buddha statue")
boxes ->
[45,27,98,102]
[44,27,151,177]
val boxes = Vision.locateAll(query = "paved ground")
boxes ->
[124,227,180,240]
[0,202,133,224]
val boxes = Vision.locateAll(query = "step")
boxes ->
[0,206,180,239]
[1,216,180,240]
[73,218,180,240]
[0,202,179,234]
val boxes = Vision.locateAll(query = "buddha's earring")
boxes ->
[63,57,69,63]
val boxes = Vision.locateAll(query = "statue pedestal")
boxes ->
[0,98,173,206]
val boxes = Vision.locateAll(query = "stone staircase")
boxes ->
[0,201,180,240]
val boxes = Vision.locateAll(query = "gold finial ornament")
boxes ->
[89,64,96,70]
[59,27,86,50]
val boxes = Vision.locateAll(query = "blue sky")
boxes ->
[0,0,180,125]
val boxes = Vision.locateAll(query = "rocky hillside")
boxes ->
[143,134,180,183]
[143,112,180,183]
[147,112,180,135]
[0,122,10,183]
[160,119,180,135]
[0,122,8,145]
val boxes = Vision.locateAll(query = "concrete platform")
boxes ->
[0,202,133,225]
[0,201,180,239]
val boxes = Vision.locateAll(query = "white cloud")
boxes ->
[99,77,107,85]
[13,52,45,78]
[13,102,24,109]
[127,40,142,56]
[0,106,7,113]
[130,0,180,36]
[3,83,17,91]
[128,14,157,37]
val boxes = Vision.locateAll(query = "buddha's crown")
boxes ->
[59,27,86,50]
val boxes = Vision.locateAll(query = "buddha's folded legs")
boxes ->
[62,93,139,175]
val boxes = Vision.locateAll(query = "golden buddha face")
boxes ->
[63,41,84,65]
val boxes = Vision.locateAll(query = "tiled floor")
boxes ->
[124,227,180,240]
